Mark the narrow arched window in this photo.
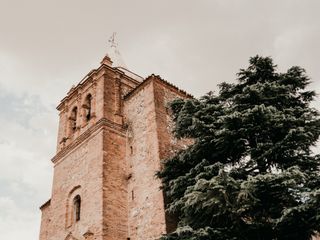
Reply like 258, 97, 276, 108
73, 195, 81, 222
84, 94, 92, 121
70, 107, 78, 133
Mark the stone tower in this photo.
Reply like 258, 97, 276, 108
39, 45, 191, 240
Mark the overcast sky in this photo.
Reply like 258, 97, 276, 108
0, 0, 320, 239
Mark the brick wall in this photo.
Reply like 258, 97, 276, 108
102, 128, 128, 239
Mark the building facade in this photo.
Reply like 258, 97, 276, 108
39, 49, 191, 240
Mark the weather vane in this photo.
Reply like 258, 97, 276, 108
108, 32, 118, 48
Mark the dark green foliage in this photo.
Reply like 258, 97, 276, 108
158, 56, 320, 240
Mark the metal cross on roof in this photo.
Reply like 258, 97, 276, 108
108, 32, 118, 48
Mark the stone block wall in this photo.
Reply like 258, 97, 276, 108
44, 129, 104, 240
124, 80, 167, 240
152, 79, 192, 233
123, 77, 191, 240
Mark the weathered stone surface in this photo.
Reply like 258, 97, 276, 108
39, 59, 191, 240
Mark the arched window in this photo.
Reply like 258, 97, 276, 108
73, 195, 81, 222
70, 107, 78, 133
84, 94, 92, 122
65, 185, 81, 228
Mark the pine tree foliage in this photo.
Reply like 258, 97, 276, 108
158, 56, 320, 240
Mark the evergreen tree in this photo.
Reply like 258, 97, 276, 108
158, 56, 320, 240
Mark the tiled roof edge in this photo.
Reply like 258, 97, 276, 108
124, 74, 193, 100
39, 199, 51, 210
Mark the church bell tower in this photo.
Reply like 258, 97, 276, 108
39, 37, 191, 240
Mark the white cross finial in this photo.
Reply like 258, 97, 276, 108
108, 32, 118, 48
103, 32, 127, 69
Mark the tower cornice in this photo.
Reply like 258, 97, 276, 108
51, 117, 126, 165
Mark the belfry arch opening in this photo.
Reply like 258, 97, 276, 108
73, 195, 81, 222
70, 107, 78, 133
84, 94, 92, 122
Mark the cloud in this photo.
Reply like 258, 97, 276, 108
0, 196, 40, 239
0, 88, 55, 239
